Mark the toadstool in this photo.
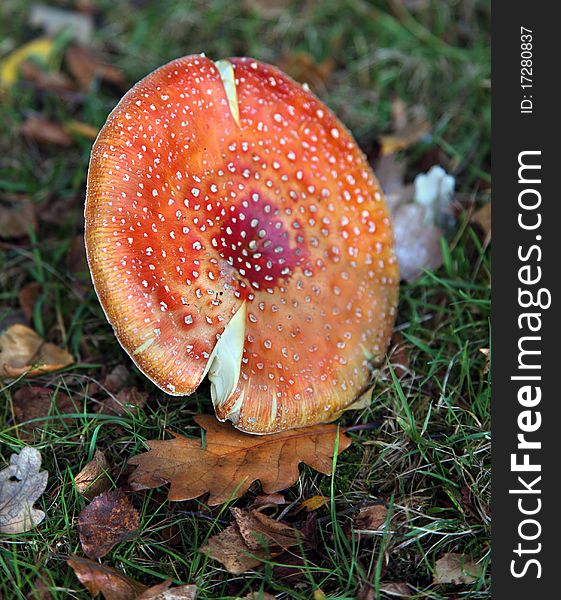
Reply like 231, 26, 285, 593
85, 55, 398, 434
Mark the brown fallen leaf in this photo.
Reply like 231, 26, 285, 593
471, 202, 491, 242
241, 593, 277, 600
75, 450, 111, 500
379, 119, 430, 157
379, 98, 430, 156
271, 551, 309, 582
295, 495, 328, 513
129, 415, 351, 506
135, 581, 197, 599
68, 556, 197, 600
66, 45, 125, 90
19, 60, 76, 94
78, 489, 140, 559
37, 195, 80, 225
12, 386, 75, 435
353, 504, 388, 531
200, 508, 301, 574
277, 51, 334, 93
21, 116, 73, 146
30, 573, 55, 600
65, 120, 100, 140
390, 97, 409, 131
0, 196, 37, 239
200, 522, 263, 574
0, 323, 74, 379
66, 234, 92, 296
67, 556, 147, 600
100, 365, 130, 395
433, 553, 482, 585
389, 332, 410, 378
66, 232, 87, 265
18, 282, 42, 322
379, 582, 412, 597
357, 584, 375, 600
101, 386, 147, 417
0, 446, 48, 533
252, 492, 286, 508
233, 508, 300, 551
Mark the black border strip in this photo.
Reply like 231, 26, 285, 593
492, 2, 556, 596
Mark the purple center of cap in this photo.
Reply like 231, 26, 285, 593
218, 191, 309, 292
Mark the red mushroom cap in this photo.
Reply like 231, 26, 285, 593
85, 55, 398, 434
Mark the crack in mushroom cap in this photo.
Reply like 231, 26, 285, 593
85, 55, 399, 434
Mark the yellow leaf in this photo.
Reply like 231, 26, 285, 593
379, 120, 431, 156
65, 120, 100, 140
0, 38, 55, 88
296, 495, 329, 513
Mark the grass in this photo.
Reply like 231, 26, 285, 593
0, 0, 490, 598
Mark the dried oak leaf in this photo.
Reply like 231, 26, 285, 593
471, 202, 491, 242
21, 116, 73, 146
252, 492, 286, 508
101, 365, 130, 395
200, 508, 301, 574
378, 582, 412, 597
65, 120, 100, 140
232, 507, 300, 551
353, 504, 388, 531
18, 282, 42, 322
135, 580, 197, 599
78, 489, 140, 559
0, 323, 74, 379
0, 196, 37, 239
200, 520, 262, 574
128, 415, 351, 506
276, 51, 334, 93
19, 59, 76, 94
101, 386, 147, 417
12, 386, 75, 437
433, 553, 482, 585
389, 333, 410, 378
30, 573, 55, 600
74, 450, 111, 500
67, 556, 147, 600
379, 119, 430, 157
66, 45, 125, 90
0, 446, 48, 533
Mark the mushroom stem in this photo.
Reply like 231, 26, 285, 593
206, 301, 247, 420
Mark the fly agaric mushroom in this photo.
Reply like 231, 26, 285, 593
85, 55, 398, 434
